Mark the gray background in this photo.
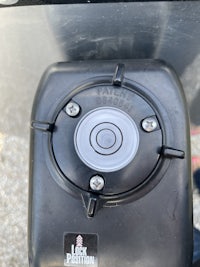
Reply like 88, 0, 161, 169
0, 3, 200, 266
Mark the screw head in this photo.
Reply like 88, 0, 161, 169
142, 117, 158, 132
66, 102, 80, 117
90, 175, 104, 191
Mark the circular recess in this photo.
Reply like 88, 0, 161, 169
74, 107, 139, 172
90, 122, 122, 155
52, 85, 162, 195
96, 129, 116, 149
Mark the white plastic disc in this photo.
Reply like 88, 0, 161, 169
74, 107, 139, 172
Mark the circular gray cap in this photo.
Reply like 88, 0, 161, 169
74, 107, 139, 172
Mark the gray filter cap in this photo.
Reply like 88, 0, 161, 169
74, 107, 139, 172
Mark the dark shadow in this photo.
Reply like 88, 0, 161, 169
194, 228, 200, 264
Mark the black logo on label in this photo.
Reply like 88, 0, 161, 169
64, 233, 98, 267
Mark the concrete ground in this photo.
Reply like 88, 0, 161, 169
0, 6, 63, 267
0, 5, 200, 267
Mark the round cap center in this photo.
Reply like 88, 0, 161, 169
90, 122, 122, 155
96, 129, 116, 149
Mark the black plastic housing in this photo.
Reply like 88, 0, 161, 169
29, 60, 193, 267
